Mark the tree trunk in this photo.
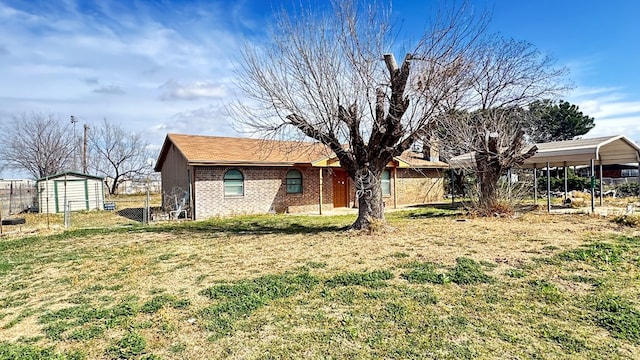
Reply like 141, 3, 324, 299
477, 166, 500, 210
350, 169, 385, 230
475, 152, 502, 212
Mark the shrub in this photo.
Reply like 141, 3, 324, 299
612, 215, 640, 228
615, 183, 640, 197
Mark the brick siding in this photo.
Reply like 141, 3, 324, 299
194, 166, 334, 219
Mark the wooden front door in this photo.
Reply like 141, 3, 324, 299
333, 170, 349, 208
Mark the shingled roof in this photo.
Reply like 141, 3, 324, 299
155, 133, 449, 171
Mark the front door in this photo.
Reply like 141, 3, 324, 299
333, 170, 349, 208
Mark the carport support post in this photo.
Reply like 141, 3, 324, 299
546, 162, 551, 213
450, 168, 455, 209
507, 168, 512, 200
599, 163, 603, 206
590, 159, 595, 213
533, 166, 537, 204
563, 163, 568, 201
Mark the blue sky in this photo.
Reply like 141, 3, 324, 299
1, 0, 639, 177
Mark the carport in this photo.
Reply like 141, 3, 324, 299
449, 135, 640, 212
522, 135, 640, 212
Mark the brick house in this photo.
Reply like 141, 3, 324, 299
154, 134, 448, 219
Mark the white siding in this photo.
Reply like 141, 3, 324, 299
37, 174, 105, 213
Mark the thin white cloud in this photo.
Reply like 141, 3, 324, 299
568, 87, 640, 142
92, 85, 125, 95
160, 80, 227, 101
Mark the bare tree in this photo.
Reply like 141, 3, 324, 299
88, 119, 153, 195
440, 38, 569, 213
0, 113, 75, 178
231, 0, 486, 229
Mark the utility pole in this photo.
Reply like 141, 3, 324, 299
70, 115, 78, 171
83, 124, 89, 174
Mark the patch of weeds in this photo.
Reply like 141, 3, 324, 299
169, 343, 186, 354
391, 252, 410, 259
8, 282, 27, 292
0, 260, 15, 276
539, 323, 585, 353
157, 253, 175, 261
448, 257, 494, 285
0, 293, 30, 309
141, 295, 191, 313
558, 242, 626, 266
593, 294, 640, 343
401, 262, 450, 284
106, 331, 147, 359
67, 325, 104, 341
612, 214, 640, 227
2, 309, 35, 330
200, 271, 320, 338
306, 261, 327, 269
39, 298, 140, 340
401, 258, 493, 285
479, 260, 498, 269
529, 279, 563, 304
383, 302, 408, 322
0, 342, 85, 360
411, 288, 438, 305
324, 269, 393, 288
565, 274, 603, 287
363, 290, 388, 300
505, 269, 527, 278
332, 288, 357, 305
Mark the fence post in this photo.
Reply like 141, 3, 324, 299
64, 201, 70, 228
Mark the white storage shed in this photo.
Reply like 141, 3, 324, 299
36, 172, 105, 214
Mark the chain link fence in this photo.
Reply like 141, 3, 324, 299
0, 181, 37, 217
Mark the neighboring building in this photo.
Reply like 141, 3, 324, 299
154, 134, 448, 220
36, 172, 105, 213
576, 164, 639, 179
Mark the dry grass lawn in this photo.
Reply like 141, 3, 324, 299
1, 207, 640, 359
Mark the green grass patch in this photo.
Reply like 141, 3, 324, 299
558, 241, 626, 266
324, 269, 393, 288
401, 258, 493, 285
593, 294, 640, 343
200, 271, 320, 338
0, 342, 85, 360
529, 279, 563, 304
141, 295, 190, 313
105, 331, 147, 359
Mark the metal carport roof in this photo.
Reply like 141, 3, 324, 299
449, 135, 640, 169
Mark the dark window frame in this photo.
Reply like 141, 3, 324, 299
286, 169, 303, 194
223, 169, 244, 197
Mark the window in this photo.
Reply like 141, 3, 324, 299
621, 169, 639, 177
381, 169, 391, 196
286, 169, 303, 194
224, 169, 244, 196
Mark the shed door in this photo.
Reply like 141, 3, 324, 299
332, 170, 349, 208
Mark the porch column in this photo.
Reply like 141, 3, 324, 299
393, 167, 398, 209
318, 168, 323, 215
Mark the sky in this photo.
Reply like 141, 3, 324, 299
1, 0, 639, 178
